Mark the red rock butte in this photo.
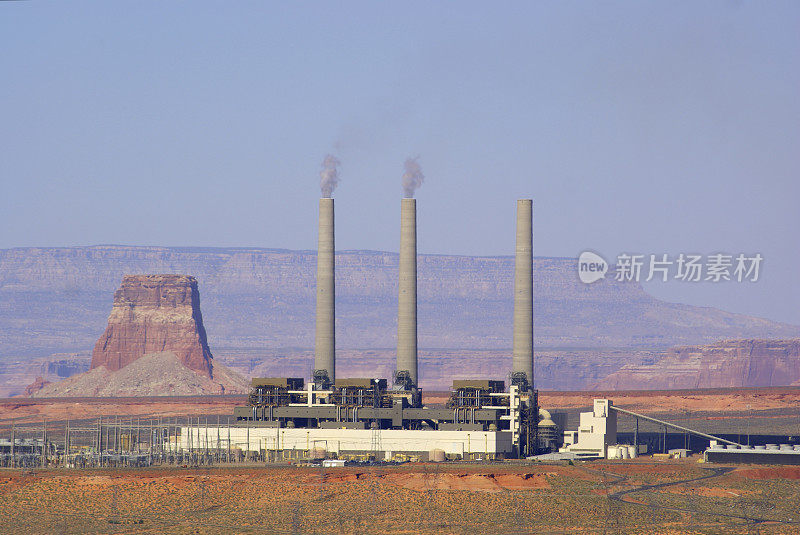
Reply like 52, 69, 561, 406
90, 274, 214, 377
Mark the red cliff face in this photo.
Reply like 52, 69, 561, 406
90, 275, 213, 377
596, 339, 800, 390
695, 339, 800, 388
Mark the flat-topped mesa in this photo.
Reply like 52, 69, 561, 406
90, 274, 214, 377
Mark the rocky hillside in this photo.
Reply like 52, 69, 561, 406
91, 274, 213, 375
28, 273, 247, 397
0, 353, 89, 397
1, 246, 797, 359
595, 339, 800, 390
32, 352, 247, 397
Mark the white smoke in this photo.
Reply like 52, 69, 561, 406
402, 157, 424, 198
319, 154, 341, 197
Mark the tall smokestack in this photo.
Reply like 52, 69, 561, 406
315, 198, 335, 383
397, 198, 418, 387
512, 199, 533, 389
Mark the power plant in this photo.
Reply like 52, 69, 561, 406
5, 191, 795, 467
216, 194, 542, 460
168, 192, 765, 464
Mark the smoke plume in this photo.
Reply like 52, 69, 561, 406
402, 157, 424, 198
319, 154, 341, 197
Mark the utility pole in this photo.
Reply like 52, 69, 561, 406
687, 409, 692, 451
41, 418, 47, 467
10, 419, 15, 469
64, 419, 70, 468
684, 410, 688, 450
747, 404, 751, 446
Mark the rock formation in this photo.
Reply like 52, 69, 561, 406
90, 274, 213, 376
24, 376, 50, 396
29, 274, 248, 397
32, 352, 247, 397
0, 353, 89, 398
595, 339, 800, 390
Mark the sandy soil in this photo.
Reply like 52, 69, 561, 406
319, 470, 552, 492
0, 461, 798, 534
734, 466, 800, 480
659, 485, 751, 498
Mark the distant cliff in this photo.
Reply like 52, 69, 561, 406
1, 245, 797, 358
595, 339, 800, 389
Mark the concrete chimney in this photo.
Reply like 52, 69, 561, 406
397, 198, 418, 387
314, 198, 335, 383
512, 199, 533, 388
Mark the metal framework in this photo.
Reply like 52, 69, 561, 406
611, 405, 743, 447
233, 378, 540, 456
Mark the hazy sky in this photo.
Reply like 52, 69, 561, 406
1, 2, 798, 325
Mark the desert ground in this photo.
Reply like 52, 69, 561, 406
1, 460, 800, 534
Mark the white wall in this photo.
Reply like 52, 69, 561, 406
178, 427, 514, 456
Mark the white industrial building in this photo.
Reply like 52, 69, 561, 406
560, 399, 618, 458
177, 426, 514, 460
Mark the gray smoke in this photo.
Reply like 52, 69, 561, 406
319, 154, 341, 197
402, 157, 424, 198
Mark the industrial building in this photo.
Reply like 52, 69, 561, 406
178, 426, 514, 461
180, 194, 797, 464
186, 196, 543, 460
704, 443, 800, 465
553, 398, 800, 463
560, 399, 618, 458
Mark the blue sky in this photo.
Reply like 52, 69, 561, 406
1, 2, 798, 324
